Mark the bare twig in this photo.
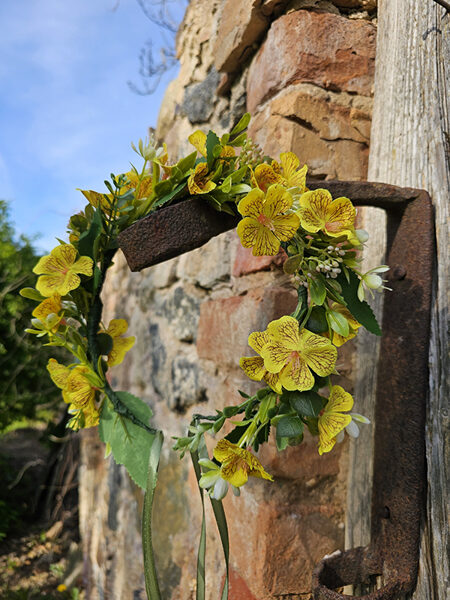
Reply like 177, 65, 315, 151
432, 0, 450, 13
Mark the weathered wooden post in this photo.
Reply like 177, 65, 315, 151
347, 1, 449, 598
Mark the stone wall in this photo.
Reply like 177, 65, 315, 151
79, 1, 377, 598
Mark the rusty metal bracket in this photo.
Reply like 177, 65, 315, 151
118, 181, 434, 599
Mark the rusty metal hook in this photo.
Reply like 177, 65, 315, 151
118, 181, 434, 600
310, 186, 434, 599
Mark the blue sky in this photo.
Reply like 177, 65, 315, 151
0, 0, 183, 252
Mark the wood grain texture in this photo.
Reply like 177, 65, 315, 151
346, 1, 449, 598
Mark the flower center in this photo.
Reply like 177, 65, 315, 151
258, 213, 274, 230
325, 221, 343, 233
289, 351, 300, 369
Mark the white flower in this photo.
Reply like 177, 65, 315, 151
357, 265, 390, 301
198, 458, 240, 500
336, 412, 371, 443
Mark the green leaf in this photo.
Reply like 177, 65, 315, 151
77, 207, 102, 260
206, 131, 220, 168
309, 276, 327, 306
283, 254, 303, 275
283, 390, 324, 417
98, 392, 155, 489
151, 181, 187, 210
19, 287, 45, 301
337, 270, 382, 335
276, 415, 304, 439
230, 113, 251, 136
228, 132, 247, 147
153, 179, 173, 197
176, 151, 197, 174
327, 309, 349, 337
306, 306, 328, 333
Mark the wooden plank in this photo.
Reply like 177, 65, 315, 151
347, 1, 449, 598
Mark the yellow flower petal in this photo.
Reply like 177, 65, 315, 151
236, 219, 280, 256
272, 213, 300, 241
213, 439, 235, 463
288, 164, 307, 191
266, 316, 301, 351
280, 152, 299, 178
260, 341, 292, 374
298, 330, 337, 376
47, 359, 70, 389
263, 184, 293, 219
106, 318, 129, 338
297, 189, 331, 232
239, 356, 266, 381
33, 244, 76, 275
36, 272, 79, 297
72, 256, 94, 277
248, 330, 270, 353
108, 336, 135, 367
237, 189, 265, 219
254, 164, 284, 191
324, 385, 354, 414
188, 130, 207, 157
188, 163, 216, 194
279, 359, 315, 391
32, 295, 62, 320
318, 435, 337, 455
65, 367, 96, 409
325, 197, 356, 234
263, 371, 283, 394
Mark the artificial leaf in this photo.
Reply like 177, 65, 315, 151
78, 207, 102, 260
19, 287, 45, 301
276, 415, 304, 439
99, 392, 155, 489
151, 182, 187, 210
176, 151, 197, 174
206, 131, 220, 169
309, 276, 327, 306
306, 306, 328, 333
337, 270, 382, 335
230, 113, 251, 136
327, 309, 349, 337
283, 390, 324, 417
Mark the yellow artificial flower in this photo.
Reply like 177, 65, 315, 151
122, 170, 153, 200
329, 302, 361, 347
103, 319, 135, 367
187, 162, 216, 194
236, 184, 300, 256
79, 189, 111, 210
213, 439, 273, 487
297, 188, 356, 240
32, 294, 62, 320
318, 385, 353, 455
31, 294, 63, 333
188, 130, 207, 157
254, 152, 307, 192
259, 316, 337, 391
33, 244, 93, 297
47, 359, 101, 428
239, 330, 283, 393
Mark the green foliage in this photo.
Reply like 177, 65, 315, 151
98, 392, 156, 489
337, 269, 382, 335
0, 201, 63, 432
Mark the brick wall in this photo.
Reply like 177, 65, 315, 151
79, 1, 377, 598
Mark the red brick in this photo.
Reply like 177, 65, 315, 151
197, 287, 297, 366
227, 568, 258, 600
233, 243, 287, 277
247, 10, 376, 112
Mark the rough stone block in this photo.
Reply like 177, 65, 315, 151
247, 9, 376, 112
197, 287, 297, 366
182, 67, 221, 124
248, 99, 369, 180
213, 0, 269, 74
233, 243, 286, 277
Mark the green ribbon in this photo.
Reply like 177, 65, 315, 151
142, 431, 164, 600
